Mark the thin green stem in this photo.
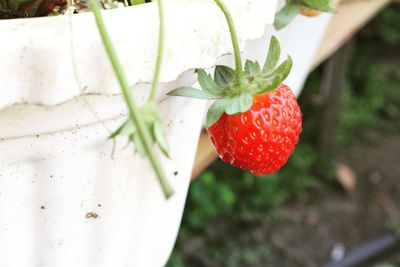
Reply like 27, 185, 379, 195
148, 0, 165, 102
214, 0, 244, 83
89, 0, 173, 198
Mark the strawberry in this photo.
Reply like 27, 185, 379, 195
169, 36, 301, 175
207, 84, 301, 176
274, 0, 334, 30
300, 6, 321, 17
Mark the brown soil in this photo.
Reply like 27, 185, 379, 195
0, 0, 127, 19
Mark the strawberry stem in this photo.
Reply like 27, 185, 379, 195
214, 0, 244, 83
89, 0, 173, 198
148, 0, 165, 102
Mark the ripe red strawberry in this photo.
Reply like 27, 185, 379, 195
169, 35, 300, 176
207, 84, 301, 176
168, 2, 306, 177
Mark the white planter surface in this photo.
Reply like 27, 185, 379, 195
0, 0, 277, 266
0, 0, 276, 109
0, 91, 206, 267
274, 13, 333, 95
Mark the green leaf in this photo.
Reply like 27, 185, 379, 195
110, 119, 135, 138
206, 99, 229, 128
153, 121, 170, 157
130, 0, 145, 5
214, 65, 234, 87
274, 3, 301, 30
197, 69, 223, 95
132, 133, 146, 157
224, 94, 253, 115
167, 87, 220, 100
302, 0, 334, 12
263, 36, 281, 74
244, 60, 261, 76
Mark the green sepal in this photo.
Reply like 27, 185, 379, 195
262, 36, 281, 74
302, 0, 334, 12
255, 55, 293, 94
110, 119, 146, 157
244, 60, 261, 76
224, 93, 253, 115
214, 65, 234, 88
205, 99, 229, 128
167, 87, 220, 100
275, 55, 293, 83
197, 69, 223, 96
152, 121, 170, 158
109, 119, 135, 138
205, 93, 253, 128
110, 102, 170, 158
274, 3, 301, 30
132, 133, 146, 157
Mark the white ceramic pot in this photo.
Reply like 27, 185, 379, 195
0, 0, 277, 266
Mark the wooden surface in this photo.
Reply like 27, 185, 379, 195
191, 0, 391, 178
191, 130, 217, 178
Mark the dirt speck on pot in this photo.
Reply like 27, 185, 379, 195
85, 212, 99, 219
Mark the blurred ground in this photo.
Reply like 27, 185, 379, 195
168, 4, 400, 267
171, 121, 400, 267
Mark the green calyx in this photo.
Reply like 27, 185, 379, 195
110, 101, 170, 158
167, 36, 292, 128
274, 0, 334, 30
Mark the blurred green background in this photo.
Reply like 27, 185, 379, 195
168, 4, 400, 267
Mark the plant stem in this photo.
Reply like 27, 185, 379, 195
148, 0, 165, 102
214, 0, 244, 83
89, 0, 173, 198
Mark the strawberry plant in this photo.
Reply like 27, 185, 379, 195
274, 0, 334, 30
89, 0, 173, 198
169, 0, 302, 176
87, 0, 306, 196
